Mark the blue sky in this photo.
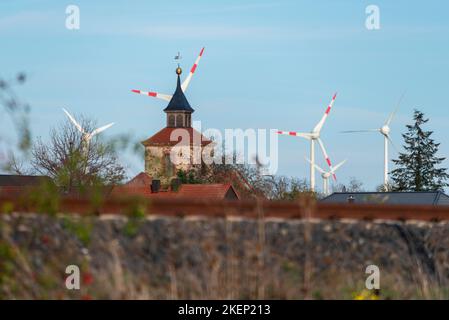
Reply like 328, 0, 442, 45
1, 0, 449, 190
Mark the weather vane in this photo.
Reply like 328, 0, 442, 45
174, 51, 182, 65
174, 51, 183, 75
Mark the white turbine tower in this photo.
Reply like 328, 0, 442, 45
62, 108, 114, 152
131, 47, 205, 101
341, 94, 404, 190
277, 93, 338, 191
305, 158, 347, 195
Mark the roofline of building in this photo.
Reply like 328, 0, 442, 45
328, 191, 446, 194
0, 174, 50, 179
141, 127, 212, 147
321, 190, 448, 202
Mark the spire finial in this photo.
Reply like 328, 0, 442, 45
175, 51, 182, 75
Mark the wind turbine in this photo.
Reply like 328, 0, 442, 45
305, 158, 347, 195
341, 94, 404, 190
131, 47, 205, 101
62, 108, 114, 152
277, 93, 338, 191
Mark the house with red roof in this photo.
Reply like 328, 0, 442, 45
0, 174, 53, 197
111, 172, 239, 200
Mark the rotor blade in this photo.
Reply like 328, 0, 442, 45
340, 129, 380, 133
332, 159, 347, 172
62, 108, 84, 134
181, 47, 205, 92
317, 138, 337, 181
277, 130, 312, 140
312, 92, 337, 133
131, 89, 172, 102
385, 91, 406, 126
304, 157, 326, 174
91, 123, 115, 136
386, 135, 399, 153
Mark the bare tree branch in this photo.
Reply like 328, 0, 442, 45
31, 116, 125, 192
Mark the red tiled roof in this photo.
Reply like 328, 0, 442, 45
0, 186, 30, 197
110, 186, 169, 198
0, 175, 52, 187
177, 184, 238, 200
110, 183, 239, 200
0, 175, 54, 198
142, 127, 212, 146
125, 172, 152, 187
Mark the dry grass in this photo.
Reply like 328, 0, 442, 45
0, 209, 448, 300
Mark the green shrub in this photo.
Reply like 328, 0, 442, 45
62, 217, 93, 247
122, 197, 147, 238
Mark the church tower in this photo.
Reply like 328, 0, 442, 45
164, 67, 194, 128
141, 66, 211, 185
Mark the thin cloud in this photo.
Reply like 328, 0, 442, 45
93, 24, 275, 39
156, 2, 282, 17
0, 11, 52, 31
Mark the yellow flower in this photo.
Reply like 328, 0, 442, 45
353, 289, 379, 300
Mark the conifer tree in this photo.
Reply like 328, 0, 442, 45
391, 110, 449, 191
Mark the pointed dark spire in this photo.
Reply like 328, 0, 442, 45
163, 68, 194, 113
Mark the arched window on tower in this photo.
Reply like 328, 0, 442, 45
168, 114, 175, 127
176, 114, 183, 127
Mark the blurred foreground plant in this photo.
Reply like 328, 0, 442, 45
0, 73, 31, 172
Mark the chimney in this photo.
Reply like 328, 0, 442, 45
347, 194, 355, 203
170, 178, 181, 192
151, 179, 161, 193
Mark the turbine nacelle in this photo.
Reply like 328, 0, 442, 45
380, 125, 390, 136
321, 172, 332, 179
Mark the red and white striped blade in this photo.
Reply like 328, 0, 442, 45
277, 130, 311, 139
317, 138, 336, 180
181, 47, 205, 92
131, 89, 172, 102
313, 92, 337, 134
